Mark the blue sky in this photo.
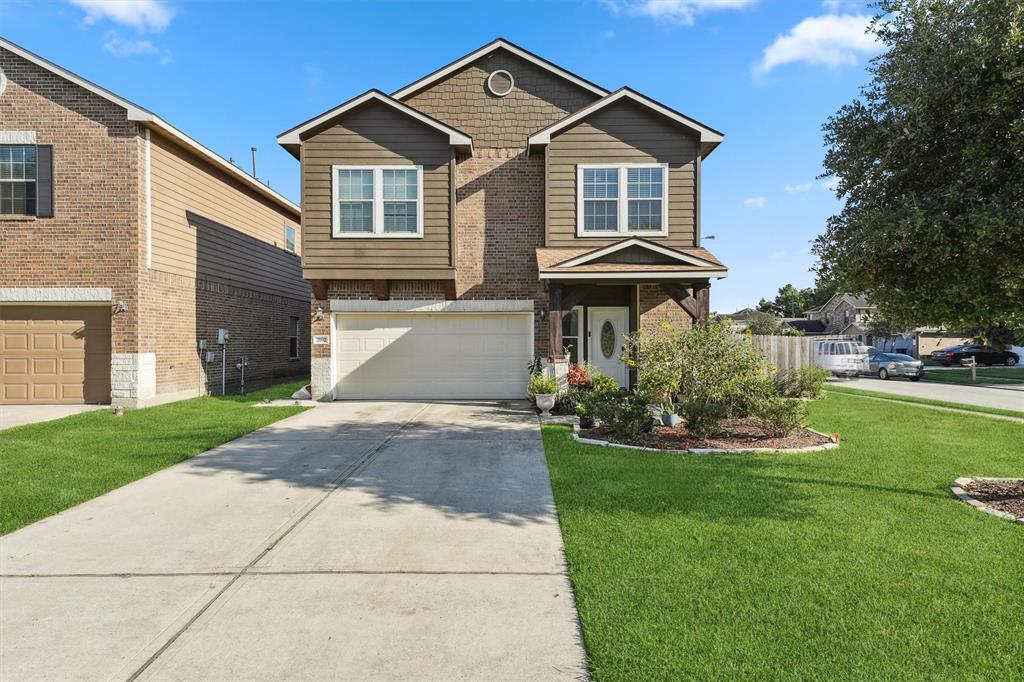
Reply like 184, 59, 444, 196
1, 0, 881, 313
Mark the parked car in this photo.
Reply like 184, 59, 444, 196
929, 344, 1019, 367
815, 340, 868, 377
866, 352, 924, 381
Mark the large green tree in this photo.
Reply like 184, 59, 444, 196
814, 0, 1024, 337
757, 281, 838, 316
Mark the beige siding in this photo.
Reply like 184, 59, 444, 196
404, 48, 599, 148
300, 102, 452, 273
546, 100, 699, 249
148, 131, 304, 301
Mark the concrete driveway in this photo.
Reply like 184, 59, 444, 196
1, 401, 587, 681
0, 404, 106, 431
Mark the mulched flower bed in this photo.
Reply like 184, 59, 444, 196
580, 418, 832, 451
962, 479, 1024, 519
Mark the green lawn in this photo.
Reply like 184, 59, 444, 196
923, 367, 1024, 385
0, 380, 308, 535
543, 393, 1024, 680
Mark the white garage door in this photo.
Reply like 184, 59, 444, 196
333, 313, 532, 399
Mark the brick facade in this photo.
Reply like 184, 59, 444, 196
638, 284, 694, 332
1, 46, 308, 406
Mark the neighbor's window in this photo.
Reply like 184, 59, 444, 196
284, 225, 297, 253
578, 164, 666, 235
289, 316, 299, 359
0, 146, 36, 216
333, 165, 422, 237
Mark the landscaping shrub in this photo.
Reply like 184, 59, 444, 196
567, 363, 590, 387
589, 389, 653, 438
681, 322, 773, 417
772, 365, 830, 400
757, 396, 808, 437
528, 374, 558, 396
623, 322, 682, 403
681, 400, 727, 439
590, 374, 619, 393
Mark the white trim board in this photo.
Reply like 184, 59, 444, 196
557, 237, 718, 269
277, 90, 472, 151
529, 87, 723, 151
539, 271, 727, 280
328, 299, 534, 313
0, 37, 299, 215
391, 38, 608, 100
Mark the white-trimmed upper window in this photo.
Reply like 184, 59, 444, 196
577, 164, 667, 236
332, 165, 423, 238
284, 224, 297, 253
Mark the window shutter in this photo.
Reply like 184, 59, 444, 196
36, 144, 54, 217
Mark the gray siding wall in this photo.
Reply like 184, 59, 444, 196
546, 100, 698, 249
300, 102, 452, 274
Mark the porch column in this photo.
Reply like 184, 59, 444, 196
548, 283, 563, 361
694, 283, 710, 327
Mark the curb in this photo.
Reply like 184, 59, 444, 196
569, 424, 839, 454
951, 477, 1024, 524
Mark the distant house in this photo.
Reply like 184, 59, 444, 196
717, 308, 761, 331
801, 293, 917, 354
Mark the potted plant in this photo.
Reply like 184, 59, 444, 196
660, 397, 680, 427
528, 374, 559, 417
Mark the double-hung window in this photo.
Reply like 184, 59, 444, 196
284, 225, 297, 253
0, 145, 37, 216
333, 165, 423, 237
577, 164, 668, 236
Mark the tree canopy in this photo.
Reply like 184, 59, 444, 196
757, 282, 838, 317
813, 0, 1024, 337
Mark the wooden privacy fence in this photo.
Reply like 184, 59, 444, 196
736, 334, 820, 373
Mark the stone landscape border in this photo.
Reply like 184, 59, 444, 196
951, 477, 1024, 524
568, 424, 839, 454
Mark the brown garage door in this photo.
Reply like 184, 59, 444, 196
0, 305, 112, 405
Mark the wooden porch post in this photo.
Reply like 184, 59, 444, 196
548, 283, 563, 361
694, 283, 710, 327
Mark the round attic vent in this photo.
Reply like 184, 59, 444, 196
486, 69, 514, 97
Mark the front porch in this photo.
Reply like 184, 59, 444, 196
538, 237, 726, 388
545, 282, 710, 388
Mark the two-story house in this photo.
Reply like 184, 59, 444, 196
278, 39, 727, 400
1, 39, 309, 407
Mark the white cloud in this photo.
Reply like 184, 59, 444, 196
603, 0, 756, 27
784, 181, 813, 193
820, 176, 841, 192
603, 29, 617, 38
755, 13, 881, 75
68, 0, 174, 32
103, 33, 158, 57
743, 196, 767, 208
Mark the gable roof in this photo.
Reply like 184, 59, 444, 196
390, 38, 609, 101
0, 37, 298, 216
554, 237, 722, 269
528, 87, 724, 157
536, 239, 727, 280
819, 292, 874, 312
276, 90, 473, 158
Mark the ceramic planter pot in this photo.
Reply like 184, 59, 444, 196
535, 393, 556, 417
661, 411, 680, 427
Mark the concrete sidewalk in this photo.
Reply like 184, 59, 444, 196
841, 377, 1024, 412
1, 401, 587, 681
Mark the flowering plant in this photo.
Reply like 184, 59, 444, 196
567, 363, 590, 387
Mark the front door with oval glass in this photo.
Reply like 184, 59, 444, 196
587, 306, 629, 388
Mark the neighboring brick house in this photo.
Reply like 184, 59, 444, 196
0, 39, 308, 407
802, 294, 873, 340
277, 39, 727, 400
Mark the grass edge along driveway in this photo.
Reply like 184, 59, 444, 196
0, 381, 309, 535
542, 392, 1023, 680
